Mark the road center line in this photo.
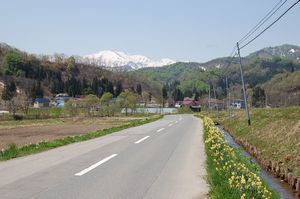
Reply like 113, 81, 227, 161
75, 154, 117, 176
135, 136, 150, 144
168, 123, 173, 127
157, 128, 165, 132
174, 121, 179, 124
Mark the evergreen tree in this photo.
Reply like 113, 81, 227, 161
89, 77, 105, 96
172, 88, 184, 101
30, 81, 44, 99
162, 85, 168, 108
162, 85, 168, 100
194, 91, 200, 101
136, 83, 142, 96
50, 78, 64, 94
106, 82, 114, 95
183, 90, 193, 98
1, 80, 17, 101
91, 77, 99, 95
252, 86, 266, 107
101, 78, 108, 93
82, 77, 89, 90
65, 76, 82, 97
114, 81, 123, 97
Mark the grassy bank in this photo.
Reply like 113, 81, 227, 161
205, 108, 300, 178
201, 116, 280, 199
0, 115, 162, 161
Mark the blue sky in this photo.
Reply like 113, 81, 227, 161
1, 0, 300, 62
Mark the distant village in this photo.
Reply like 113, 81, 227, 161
31, 93, 245, 112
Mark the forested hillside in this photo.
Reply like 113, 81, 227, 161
131, 44, 300, 107
0, 43, 161, 101
248, 44, 300, 60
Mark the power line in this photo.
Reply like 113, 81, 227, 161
224, 0, 299, 125
223, 45, 238, 70
238, 0, 288, 45
240, 0, 300, 50
226, 52, 237, 67
222, 52, 238, 77
229, 45, 237, 57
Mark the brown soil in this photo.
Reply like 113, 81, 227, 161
0, 117, 128, 149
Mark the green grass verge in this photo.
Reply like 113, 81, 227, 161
0, 115, 163, 161
198, 115, 281, 199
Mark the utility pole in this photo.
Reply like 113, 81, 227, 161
237, 42, 251, 126
226, 76, 229, 112
265, 91, 268, 107
228, 86, 231, 116
208, 85, 211, 112
265, 92, 269, 108
160, 86, 163, 115
213, 85, 217, 111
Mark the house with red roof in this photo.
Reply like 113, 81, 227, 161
181, 97, 201, 112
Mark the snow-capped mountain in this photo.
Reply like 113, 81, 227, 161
83, 51, 175, 70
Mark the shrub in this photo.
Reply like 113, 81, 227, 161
13, 114, 23, 120
1, 143, 19, 159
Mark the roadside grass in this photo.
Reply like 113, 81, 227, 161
206, 107, 300, 178
0, 115, 163, 161
200, 116, 280, 199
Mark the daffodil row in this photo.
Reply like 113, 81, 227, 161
204, 117, 273, 199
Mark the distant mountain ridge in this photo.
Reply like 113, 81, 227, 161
2, 42, 299, 71
176, 44, 300, 71
247, 44, 300, 61
82, 50, 175, 70
1, 42, 300, 107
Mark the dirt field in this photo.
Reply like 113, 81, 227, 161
0, 117, 138, 149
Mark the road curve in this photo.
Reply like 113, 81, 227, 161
0, 114, 208, 199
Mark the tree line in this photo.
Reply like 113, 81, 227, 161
0, 50, 150, 99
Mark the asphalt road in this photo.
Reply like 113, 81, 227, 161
0, 114, 208, 199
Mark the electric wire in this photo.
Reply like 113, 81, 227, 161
238, 0, 288, 45
240, 0, 300, 50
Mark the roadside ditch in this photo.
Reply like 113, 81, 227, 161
217, 125, 300, 199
